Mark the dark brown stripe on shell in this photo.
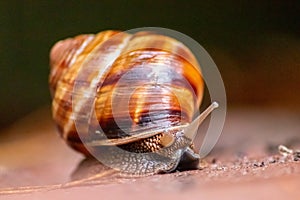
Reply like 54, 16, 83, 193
50, 30, 204, 156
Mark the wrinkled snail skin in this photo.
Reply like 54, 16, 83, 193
49, 30, 211, 175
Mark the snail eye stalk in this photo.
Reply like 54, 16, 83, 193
183, 102, 219, 141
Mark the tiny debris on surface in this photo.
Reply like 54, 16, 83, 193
278, 144, 300, 161
278, 145, 294, 156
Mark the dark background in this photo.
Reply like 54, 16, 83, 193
0, 0, 300, 128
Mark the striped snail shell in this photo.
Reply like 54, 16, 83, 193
49, 30, 218, 175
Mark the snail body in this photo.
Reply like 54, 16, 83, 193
49, 30, 217, 175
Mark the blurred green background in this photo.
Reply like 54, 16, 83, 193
0, 0, 299, 128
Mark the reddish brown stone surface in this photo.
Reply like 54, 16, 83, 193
0, 107, 299, 199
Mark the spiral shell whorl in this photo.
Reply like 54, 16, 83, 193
49, 30, 204, 155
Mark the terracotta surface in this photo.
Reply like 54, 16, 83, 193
0, 106, 299, 199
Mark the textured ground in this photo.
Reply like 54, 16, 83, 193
0, 106, 299, 199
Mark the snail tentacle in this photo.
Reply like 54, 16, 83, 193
183, 102, 219, 141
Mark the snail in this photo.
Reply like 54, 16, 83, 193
49, 30, 218, 175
